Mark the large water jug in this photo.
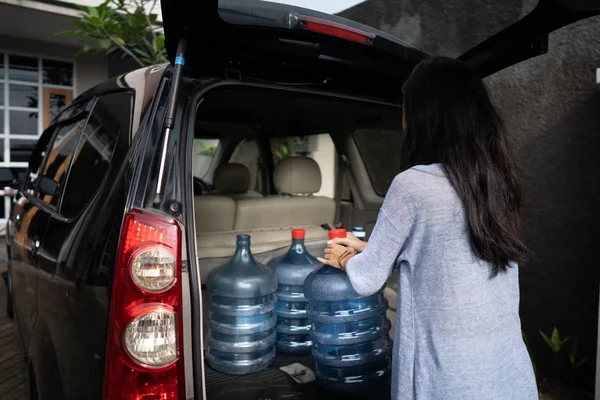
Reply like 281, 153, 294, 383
206, 234, 278, 375
269, 228, 322, 355
304, 228, 392, 394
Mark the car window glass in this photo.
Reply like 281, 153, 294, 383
60, 91, 132, 218
353, 129, 405, 197
38, 115, 88, 206
24, 125, 56, 195
193, 138, 220, 182
229, 138, 262, 192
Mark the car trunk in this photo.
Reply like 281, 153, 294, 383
162, 1, 600, 398
189, 83, 402, 399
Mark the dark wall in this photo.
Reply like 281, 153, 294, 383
341, 0, 600, 385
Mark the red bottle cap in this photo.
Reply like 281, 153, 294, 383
292, 229, 305, 239
328, 228, 347, 240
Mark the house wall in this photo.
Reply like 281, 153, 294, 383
0, 35, 108, 96
341, 0, 600, 386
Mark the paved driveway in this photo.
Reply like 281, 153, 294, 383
0, 244, 28, 400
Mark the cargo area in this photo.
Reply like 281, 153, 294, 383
191, 85, 402, 399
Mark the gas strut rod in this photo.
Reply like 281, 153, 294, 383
154, 38, 187, 205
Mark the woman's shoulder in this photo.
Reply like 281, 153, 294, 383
391, 163, 447, 192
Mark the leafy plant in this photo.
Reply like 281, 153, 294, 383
197, 140, 217, 157
57, 0, 167, 67
540, 327, 570, 354
540, 327, 570, 386
568, 339, 587, 371
272, 137, 293, 163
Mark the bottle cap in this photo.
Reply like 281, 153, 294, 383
291, 229, 305, 239
328, 228, 346, 240
352, 227, 366, 233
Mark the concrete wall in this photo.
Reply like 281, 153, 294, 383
0, 35, 108, 96
341, 0, 600, 386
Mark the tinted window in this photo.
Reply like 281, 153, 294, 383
60, 91, 132, 218
353, 129, 405, 197
24, 126, 56, 195
38, 115, 87, 206
229, 138, 262, 192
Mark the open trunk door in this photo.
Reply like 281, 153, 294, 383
160, 0, 429, 103
459, 0, 600, 77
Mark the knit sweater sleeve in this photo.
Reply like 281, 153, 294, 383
345, 178, 415, 297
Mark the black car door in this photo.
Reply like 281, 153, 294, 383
34, 90, 133, 400
8, 124, 58, 350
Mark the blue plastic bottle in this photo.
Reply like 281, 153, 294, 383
206, 234, 278, 375
269, 228, 322, 355
352, 226, 366, 241
304, 228, 392, 393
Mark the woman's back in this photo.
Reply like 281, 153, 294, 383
385, 163, 537, 399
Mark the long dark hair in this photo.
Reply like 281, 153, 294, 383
402, 57, 528, 276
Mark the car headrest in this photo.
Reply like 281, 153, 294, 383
274, 157, 322, 195
213, 163, 251, 194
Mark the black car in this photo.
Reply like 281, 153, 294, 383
1, 0, 598, 399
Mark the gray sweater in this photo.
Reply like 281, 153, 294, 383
346, 163, 537, 400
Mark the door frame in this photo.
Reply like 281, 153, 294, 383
42, 88, 73, 130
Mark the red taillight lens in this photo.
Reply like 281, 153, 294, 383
299, 15, 375, 45
103, 209, 184, 400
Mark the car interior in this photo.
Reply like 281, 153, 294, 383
192, 85, 403, 398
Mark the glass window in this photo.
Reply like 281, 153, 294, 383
39, 116, 87, 206
229, 138, 262, 192
352, 128, 404, 197
193, 138, 220, 181
10, 139, 37, 163
43, 60, 74, 86
9, 84, 38, 108
9, 110, 38, 135
0, 84, 4, 106
24, 125, 56, 195
60, 91, 132, 218
0, 52, 4, 78
9, 55, 38, 83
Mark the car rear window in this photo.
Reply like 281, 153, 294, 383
352, 128, 404, 197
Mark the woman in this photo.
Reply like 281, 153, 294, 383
318, 57, 538, 400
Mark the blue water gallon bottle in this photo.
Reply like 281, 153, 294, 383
269, 228, 322, 355
352, 226, 366, 241
206, 234, 277, 375
304, 228, 392, 393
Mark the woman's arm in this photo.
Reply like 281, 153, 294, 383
344, 207, 412, 296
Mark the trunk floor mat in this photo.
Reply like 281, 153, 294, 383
204, 353, 391, 400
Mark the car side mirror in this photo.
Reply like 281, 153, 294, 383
0, 168, 18, 188
38, 176, 59, 196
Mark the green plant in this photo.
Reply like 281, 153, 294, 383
57, 0, 167, 67
540, 327, 570, 385
568, 339, 587, 371
272, 137, 293, 163
197, 140, 217, 157
540, 327, 570, 354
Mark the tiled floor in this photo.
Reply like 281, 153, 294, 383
0, 247, 28, 400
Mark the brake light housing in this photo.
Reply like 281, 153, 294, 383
298, 15, 375, 45
103, 208, 185, 400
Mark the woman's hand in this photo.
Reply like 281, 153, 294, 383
317, 244, 357, 271
328, 232, 367, 253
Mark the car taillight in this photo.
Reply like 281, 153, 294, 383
298, 15, 375, 45
103, 209, 184, 400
